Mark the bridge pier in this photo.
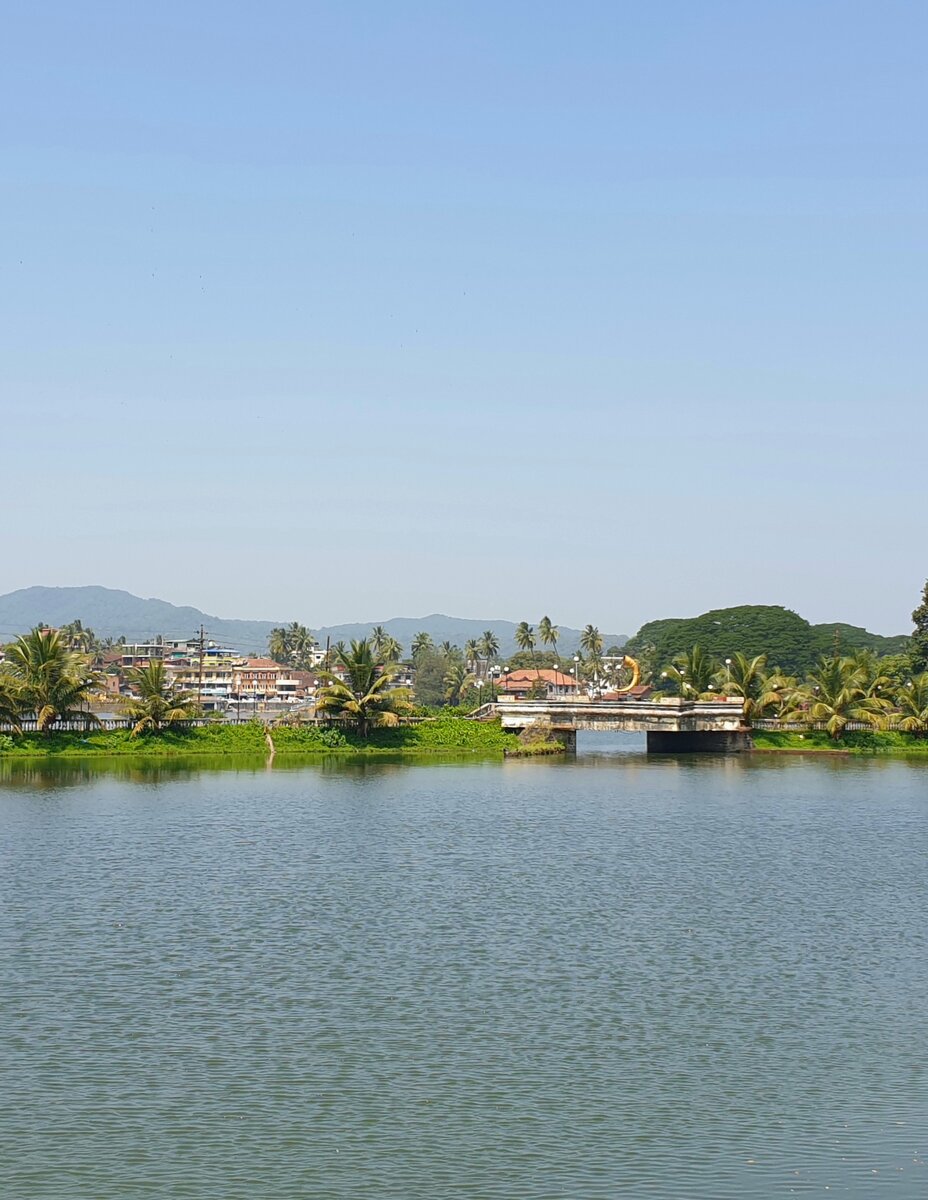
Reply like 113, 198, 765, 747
646, 730, 753, 754
551, 728, 577, 752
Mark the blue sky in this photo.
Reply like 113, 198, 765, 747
1, 1, 925, 635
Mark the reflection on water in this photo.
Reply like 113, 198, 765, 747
1, 753, 926, 1198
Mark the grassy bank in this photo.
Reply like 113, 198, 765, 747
753, 729, 928, 755
0, 716, 520, 759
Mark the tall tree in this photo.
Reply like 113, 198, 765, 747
370, 626, 388, 659
380, 635, 403, 664
895, 672, 928, 735
910, 580, 928, 674
411, 632, 434, 662
784, 656, 891, 740
268, 627, 289, 663
443, 661, 476, 706
661, 645, 720, 698
0, 672, 24, 732
315, 640, 412, 736
478, 631, 499, 679
515, 622, 539, 677
721, 652, 790, 721
538, 616, 559, 663
580, 624, 603, 658
5, 628, 100, 733
122, 660, 197, 736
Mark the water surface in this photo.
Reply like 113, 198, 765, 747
2, 745, 926, 1197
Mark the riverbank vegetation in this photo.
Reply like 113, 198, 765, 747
0, 715, 520, 758
752, 729, 928, 754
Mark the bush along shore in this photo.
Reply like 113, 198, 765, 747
0, 716, 522, 759
752, 729, 928, 755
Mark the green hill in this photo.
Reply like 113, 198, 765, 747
624, 605, 909, 676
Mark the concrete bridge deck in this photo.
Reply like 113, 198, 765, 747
477, 698, 750, 752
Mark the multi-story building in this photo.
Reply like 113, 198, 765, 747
232, 658, 284, 700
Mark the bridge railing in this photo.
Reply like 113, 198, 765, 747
750, 719, 905, 732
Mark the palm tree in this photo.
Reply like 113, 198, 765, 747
893, 672, 928, 735
580, 624, 603, 659
60, 619, 98, 654
464, 639, 479, 672
5, 627, 100, 733
538, 616, 559, 663
444, 661, 475, 706
268, 627, 289, 663
661, 645, 720, 698
478, 631, 499, 679
122, 660, 197, 736
370, 625, 388, 659
721, 652, 790, 722
784, 656, 890, 740
411, 632, 434, 662
0, 671, 24, 733
380, 635, 403, 664
315, 639, 412, 736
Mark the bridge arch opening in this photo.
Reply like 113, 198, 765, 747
575, 729, 647, 757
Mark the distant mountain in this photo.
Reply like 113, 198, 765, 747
0, 587, 627, 659
0, 586, 279, 653
624, 605, 909, 676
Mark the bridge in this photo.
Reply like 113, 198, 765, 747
474, 698, 751, 753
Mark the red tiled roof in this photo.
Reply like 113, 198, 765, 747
497, 669, 578, 688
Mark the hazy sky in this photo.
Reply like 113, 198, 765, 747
2, 2, 924, 636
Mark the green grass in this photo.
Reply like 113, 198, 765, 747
752, 729, 928, 754
0, 717, 520, 759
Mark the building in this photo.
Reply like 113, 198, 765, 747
232, 658, 284, 700
495, 669, 580, 701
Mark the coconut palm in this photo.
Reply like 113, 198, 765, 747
661, 645, 720, 698
370, 625, 388, 658
580, 625, 603, 659
380, 635, 403, 664
411, 632, 434, 662
478, 631, 499, 678
60, 619, 98, 654
847, 649, 893, 701
464, 639, 479, 672
893, 672, 928, 734
122, 660, 197, 736
444, 661, 476, 706
721, 652, 791, 721
515, 622, 539, 677
538, 616, 559, 663
5, 627, 100, 732
268, 627, 289, 662
0, 671, 24, 732
784, 656, 891, 740
315, 639, 412, 736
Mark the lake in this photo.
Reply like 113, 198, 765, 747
2, 735, 926, 1198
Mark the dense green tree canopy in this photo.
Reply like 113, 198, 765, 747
625, 605, 908, 677
910, 580, 928, 674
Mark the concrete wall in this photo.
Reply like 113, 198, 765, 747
646, 730, 754, 754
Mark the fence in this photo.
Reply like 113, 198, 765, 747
750, 719, 904, 732
0, 717, 210, 735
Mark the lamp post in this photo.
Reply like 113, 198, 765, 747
725, 658, 732, 689
573, 654, 581, 698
